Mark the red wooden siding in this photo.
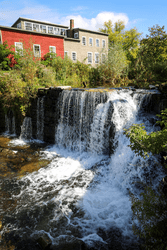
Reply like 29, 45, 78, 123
1, 29, 64, 58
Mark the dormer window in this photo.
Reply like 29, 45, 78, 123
25, 22, 32, 31
74, 32, 79, 39
40, 25, 47, 33
33, 24, 39, 32
48, 26, 53, 34
54, 27, 59, 35
17, 23, 21, 29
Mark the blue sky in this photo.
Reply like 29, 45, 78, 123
0, 0, 166, 38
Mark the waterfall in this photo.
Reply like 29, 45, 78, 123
20, 117, 32, 140
36, 96, 45, 141
2, 89, 165, 250
5, 112, 16, 135
55, 90, 108, 152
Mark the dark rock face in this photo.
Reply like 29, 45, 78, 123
1, 88, 167, 149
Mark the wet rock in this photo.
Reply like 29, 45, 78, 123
51, 238, 85, 250
37, 233, 52, 250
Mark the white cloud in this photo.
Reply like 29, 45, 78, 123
0, 0, 129, 32
60, 12, 129, 31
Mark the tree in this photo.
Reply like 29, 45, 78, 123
99, 20, 141, 63
97, 43, 128, 85
130, 25, 167, 82
140, 25, 167, 64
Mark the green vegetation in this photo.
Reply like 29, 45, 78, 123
125, 109, 167, 249
0, 20, 167, 249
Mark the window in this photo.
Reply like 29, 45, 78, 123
54, 27, 59, 35
49, 46, 56, 53
89, 38, 93, 46
33, 44, 41, 57
74, 32, 79, 39
96, 38, 100, 47
82, 36, 86, 46
88, 52, 92, 64
95, 53, 99, 64
102, 53, 106, 63
64, 51, 68, 57
17, 23, 21, 29
60, 29, 65, 35
48, 26, 54, 34
102, 39, 106, 48
25, 22, 32, 31
33, 24, 39, 32
40, 25, 47, 33
72, 52, 77, 61
15, 42, 23, 56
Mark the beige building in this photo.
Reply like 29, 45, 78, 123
64, 20, 109, 67
1, 17, 108, 67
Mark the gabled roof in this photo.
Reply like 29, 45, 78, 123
12, 17, 68, 29
73, 28, 109, 36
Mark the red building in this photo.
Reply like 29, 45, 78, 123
0, 17, 68, 58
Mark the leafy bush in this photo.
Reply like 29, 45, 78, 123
125, 109, 167, 249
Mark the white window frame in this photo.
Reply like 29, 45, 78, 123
89, 37, 93, 46
96, 38, 100, 47
48, 26, 54, 34
64, 51, 68, 57
24, 22, 32, 31
49, 46, 56, 54
17, 23, 21, 29
102, 39, 106, 48
15, 42, 23, 56
82, 36, 86, 46
54, 27, 60, 35
95, 52, 99, 64
33, 24, 40, 32
40, 25, 47, 33
74, 32, 79, 39
72, 52, 77, 61
33, 44, 41, 57
102, 53, 106, 63
88, 52, 93, 64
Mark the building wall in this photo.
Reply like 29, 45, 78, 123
64, 30, 108, 67
1, 29, 64, 58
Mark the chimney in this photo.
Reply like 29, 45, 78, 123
70, 19, 74, 38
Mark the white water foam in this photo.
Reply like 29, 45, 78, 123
3, 89, 165, 249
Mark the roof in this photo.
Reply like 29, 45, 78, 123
73, 28, 109, 36
0, 25, 65, 38
12, 17, 68, 29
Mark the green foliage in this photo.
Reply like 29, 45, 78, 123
124, 109, 167, 159
130, 185, 167, 250
125, 109, 167, 249
129, 25, 167, 83
96, 44, 128, 86
0, 41, 15, 70
99, 20, 141, 63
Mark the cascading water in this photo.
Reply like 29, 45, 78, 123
36, 96, 45, 141
19, 117, 32, 140
1, 89, 165, 250
5, 113, 16, 135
